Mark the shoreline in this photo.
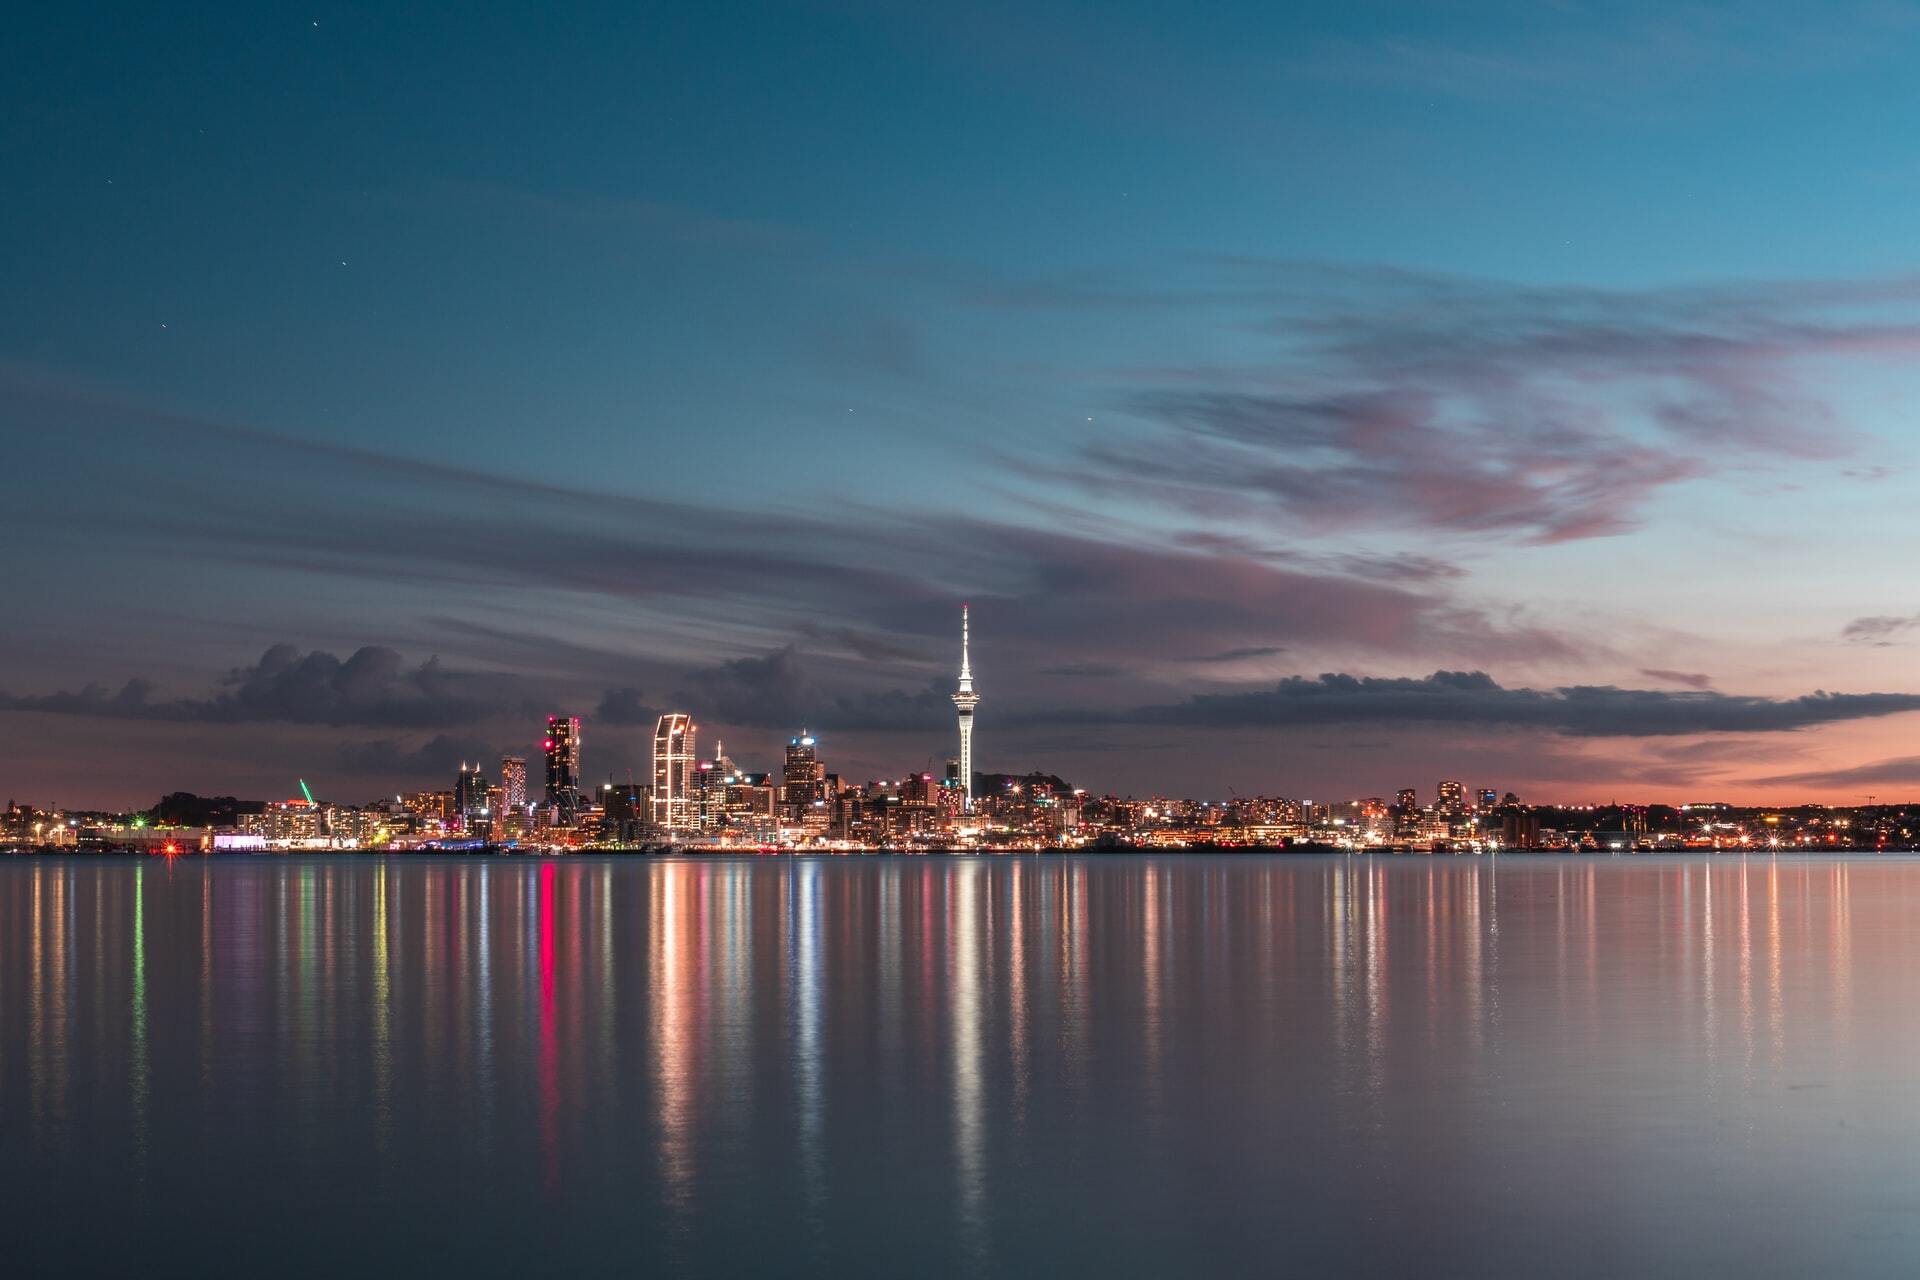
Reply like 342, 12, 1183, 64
1, 844, 1910, 858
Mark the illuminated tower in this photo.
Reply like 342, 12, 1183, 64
951, 603, 980, 812
500, 756, 528, 811
544, 716, 581, 824
651, 713, 697, 833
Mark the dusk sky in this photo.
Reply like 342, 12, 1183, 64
11, 1, 1920, 807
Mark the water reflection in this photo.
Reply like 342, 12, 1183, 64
949, 863, 986, 1258
129, 862, 147, 1183
1, 854, 1917, 1277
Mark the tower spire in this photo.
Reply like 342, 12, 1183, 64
959, 602, 973, 688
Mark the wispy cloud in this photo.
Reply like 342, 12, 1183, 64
1193, 646, 1287, 664
1057, 265, 1920, 544
1038, 669, 1920, 737
1751, 755, 1920, 789
1639, 668, 1715, 690
1, 369, 1581, 691
1842, 614, 1920, 645
794, 620, 927, 662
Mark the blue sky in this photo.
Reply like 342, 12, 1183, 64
8, 1, 1920, 806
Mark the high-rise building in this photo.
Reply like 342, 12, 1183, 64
600, 780, 647, 843
453, 762, 490, 819
501, 756, 528, 810
693, 761, 724, 832
1435, 780, 1466, 819
651, 713, 697, 833
544, 716, 581, 824
689, 740, 742, 835
783, 731, 825, 819
1476, 787, 1498, 812
724, 772, 778, 837
1392, 788, 1421, 837
951, 604, 980, 812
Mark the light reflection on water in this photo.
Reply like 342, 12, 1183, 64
3, 854, 1920, 1276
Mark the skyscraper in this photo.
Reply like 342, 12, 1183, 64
1436, 779, 1466, 819
601, 780, 646, 843
651, 713, 697, 833
694, 758, 728, 833
951, 604, 979, 812
454, 762, 490, 819
1393, 788, 1420, 836
500, 756, 528, 811
783, 731, 825, 819
544, 716, 581, 824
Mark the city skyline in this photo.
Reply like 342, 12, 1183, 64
15, 9, 1920, 1276
17, 593, 1920, 810
16, 4, 1920, 807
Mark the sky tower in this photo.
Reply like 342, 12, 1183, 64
952, 603, 980, 811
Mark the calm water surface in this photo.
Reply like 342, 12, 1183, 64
2, 854, 1917, 1276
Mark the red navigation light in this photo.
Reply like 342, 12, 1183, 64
548, 716, 556, 723
162, 841, 178, 856
543, 739, 554, 750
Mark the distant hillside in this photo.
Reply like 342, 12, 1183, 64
147, 792, 266, 827
973, 771, 1075, 797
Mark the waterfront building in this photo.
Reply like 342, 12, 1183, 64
239, 798, 330, 848
724, 772, 779, 838
544, 716, 582, 825
500, 756, 528, 810
1503, 809, 1544, 849
601, 780, 647, 843
783, 732, 825, 819
453, 762, 490, 820
401, 790, 451, 826
651, 713, 697, 833
687, 740, 741, 834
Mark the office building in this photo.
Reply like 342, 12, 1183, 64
501, 756, 528, 810
783, 731, 825, 819
652, 713, 697, 833
544, 716, 581, 825
453, 762, 490, 819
